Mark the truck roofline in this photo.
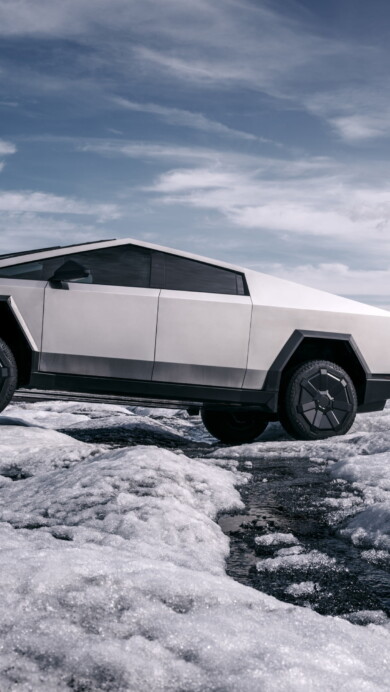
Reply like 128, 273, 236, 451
0, 237, 248, 275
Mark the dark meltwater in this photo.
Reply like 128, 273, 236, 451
218, 452, 390, 622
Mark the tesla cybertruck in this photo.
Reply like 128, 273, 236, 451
0, 238, 389, 444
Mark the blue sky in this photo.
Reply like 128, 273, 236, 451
1, 0, 390, 305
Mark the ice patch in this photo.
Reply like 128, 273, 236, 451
255, 532, 299, 547
277, 546, 305, 557
361, 549, 390, 566
285, 582, 318, 597
257, 550, 338, 572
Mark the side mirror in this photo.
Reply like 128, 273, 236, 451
49, 260, 91, 289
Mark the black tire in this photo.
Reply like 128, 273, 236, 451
280, 360, 357, 441
201, 408, 268, 444
0, 338, 17, 413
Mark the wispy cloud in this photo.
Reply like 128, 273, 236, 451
80, 141, 225, 163
0, 191, 120, 221
73, 136, 390, 269
0, 212, 105, 253
0, 139, 16, 174
1, 0, 388, 147
132, 47, 251, 87
113, 97, 274, 144
305, 88, 390, 142
81, 138, 331, 171
136, 150, 390, 254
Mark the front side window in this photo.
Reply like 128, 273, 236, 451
151, 252, 247, 295
0, 245, 152, 288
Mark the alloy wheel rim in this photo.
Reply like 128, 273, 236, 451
296, 367, 353, 432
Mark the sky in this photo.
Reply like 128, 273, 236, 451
0, 0, 390, 306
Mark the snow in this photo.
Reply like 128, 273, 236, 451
0, 425, 98, 480
7, 400, 209, 444
257, 550, 338, 573
285, 582, 318, 597
255, 532, 299, 547
0, 401, 390, 690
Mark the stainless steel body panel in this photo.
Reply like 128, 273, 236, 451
0, 279, 45, 349
153, 290, 252, 387
244, 271, 390, 389
41, 283, 159, 379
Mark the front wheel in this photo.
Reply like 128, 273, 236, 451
201, 408, 268, 444
0, 338, 17, 413
280, 360, 357, 441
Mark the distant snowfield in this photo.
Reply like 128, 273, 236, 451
0, 402, 389, 691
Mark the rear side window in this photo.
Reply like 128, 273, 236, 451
0, 245, 151, 288
151, 252, 247, 295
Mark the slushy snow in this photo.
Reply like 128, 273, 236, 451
0, 400, 389, 690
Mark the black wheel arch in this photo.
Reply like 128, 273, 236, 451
264, 330, 369, 410
0, 297, 35, 387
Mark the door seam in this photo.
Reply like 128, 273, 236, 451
151, 289, 161, 381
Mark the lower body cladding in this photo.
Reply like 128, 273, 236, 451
26, 367, 390, 415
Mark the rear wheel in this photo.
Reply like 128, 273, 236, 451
0, 338, 17, 413
280, 360, 357, 440
201, 408, 268, 444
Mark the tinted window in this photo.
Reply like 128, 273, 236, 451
0, 245, 151, 288
152, 252, 247, 295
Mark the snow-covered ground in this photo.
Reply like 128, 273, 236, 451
0, 401, 389, 691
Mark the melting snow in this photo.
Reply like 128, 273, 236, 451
285, 582, 318, 597
0, 401, 389, 690
257, 550, 338, 573
255, 532, 299, 547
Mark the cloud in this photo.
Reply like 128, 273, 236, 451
0, 0, 201, 37
0, 191, 120, 221
147, 168, 237, 193
132, 47, 251, 87
131, 148, 390, 259
83, 136, 390, 254
305, 88, 390, 142
0, 140, 16, 174
80, 141, 224, 164
0, 139, 16, 155
0, 212, 106, 254
113, 97, 273, 143
1, 0, 387, 147
329, 115, 389, 142
82, 138, 332, 171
